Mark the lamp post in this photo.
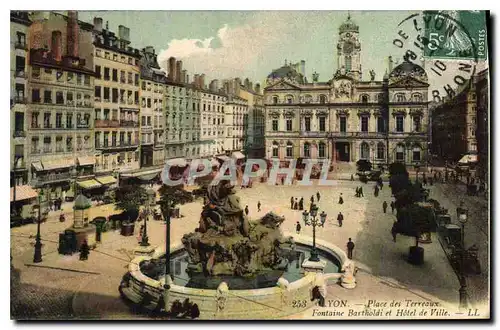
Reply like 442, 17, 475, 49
302, 204, 326, 262
33, 189, 44, 263
458, 209, 468, 311
11, 155, 22, 216
140, 189, 156, 247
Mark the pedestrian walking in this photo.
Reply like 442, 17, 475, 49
310, 195, 314, 204
316, 191, 321, 202
337, 212, 344, 227
390, 201, 395, 213
296, 221, 302, 234
347, 238, 355, 259
245, 205, 249, 216
320, 214, 326, 227
290, 197, 294, 209
299, 198, 304, 210
374, 185, 379, 197
338, 193, 344, 205
294, 201, 298, 210
79, 240, 90, 261
359, 187, 364, 197
257, 201, 261, 212
391, 225, 397, 242
355, 187, 360, 198
383, 201, 388, 213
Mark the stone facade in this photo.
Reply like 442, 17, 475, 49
92, 18, 142, 174
264, 15, 429, 167
24, 11, 96, 200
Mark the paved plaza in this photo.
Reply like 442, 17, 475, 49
10, 179, 489, 319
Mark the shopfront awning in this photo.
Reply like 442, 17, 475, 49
77, 179, 102, 190
216, 155, 231, 162
120, 168, 162, 180
43, 157, 74, 170
11, 185, 38, 202
232, 151, 245, 159
31, 161, 43, 172
458, 154, 478, 164
95, 175, 117, 185
77, 156, 95, 167
166, 158, 187, 167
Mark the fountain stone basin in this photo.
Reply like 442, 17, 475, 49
120, 233, 350, 319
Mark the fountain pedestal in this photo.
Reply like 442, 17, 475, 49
133, 245, 156, 256
302, 259, 327, 273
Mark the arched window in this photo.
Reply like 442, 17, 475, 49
412, 93, 423, 102
304, 142, 311, 158
412, 145, 421, 162
361, 94, 369, 103
345, 56, 352, 71
395, 144, 405, 161
286, 142, 293, 158
272, 96, 278, 104
318, 142, 326, 158
360, 142, 370, 160
319, 95, 327, 104
305, 95, 312, 103
395, 93, 406, 102
286, 95, 294, 104
377, 142, 385, 160
272, 141, 279, 157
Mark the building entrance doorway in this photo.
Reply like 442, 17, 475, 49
335, 142, 350, 162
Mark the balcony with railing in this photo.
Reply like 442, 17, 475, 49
14, 96, 27, 104
77, 122, 91, 129
120, 120, 139, 127
32, 172, 72, 186
14, 70, 26, 78
14, 42, 28, 50
13, 130, 26, 138
95, 119, 120, 128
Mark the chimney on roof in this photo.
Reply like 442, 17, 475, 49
168, 57, 176, 81
200, 74, 206, 89
51, 30, 62, 61
66, 10, 79, 57
193, 74, 200, 88
93, 17, 103, 32
175, 61, 182, 83
181, 70, 187, 84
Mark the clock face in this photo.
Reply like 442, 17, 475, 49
346, 32, 351, 38
343, 42, 354, 54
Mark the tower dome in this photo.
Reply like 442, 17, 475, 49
339, 14, 359, 34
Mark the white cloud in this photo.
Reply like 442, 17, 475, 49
157, 12, 298, 83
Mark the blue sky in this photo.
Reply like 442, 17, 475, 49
78, 11, 420, 85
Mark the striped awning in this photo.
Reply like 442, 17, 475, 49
43, 158, 74, 170
77, 179, 102, 190
166, 158, 187, 167
77, 156, 95, 166
11, 185, 38, 202
31, 161, 43, 172
95, 175, 117, 185
232, 151, 245, 159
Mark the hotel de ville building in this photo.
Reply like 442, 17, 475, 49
264, 15, 430, 169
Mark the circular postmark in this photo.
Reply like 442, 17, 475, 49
391, 11, 481, 102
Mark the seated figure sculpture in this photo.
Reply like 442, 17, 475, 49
182, 180, 294, 282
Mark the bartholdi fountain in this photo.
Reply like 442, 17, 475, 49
120, 180, 354, 319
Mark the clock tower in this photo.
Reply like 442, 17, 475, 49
336, 14, 362, 80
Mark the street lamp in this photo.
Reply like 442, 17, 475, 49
33, 189, 44, 263
458, 209, 468, 311
140, 189, 156, 247
302, 204, 326, 262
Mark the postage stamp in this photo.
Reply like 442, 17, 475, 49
10, 10, 490, 321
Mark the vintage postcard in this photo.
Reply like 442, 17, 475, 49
10, 10, 490, 320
